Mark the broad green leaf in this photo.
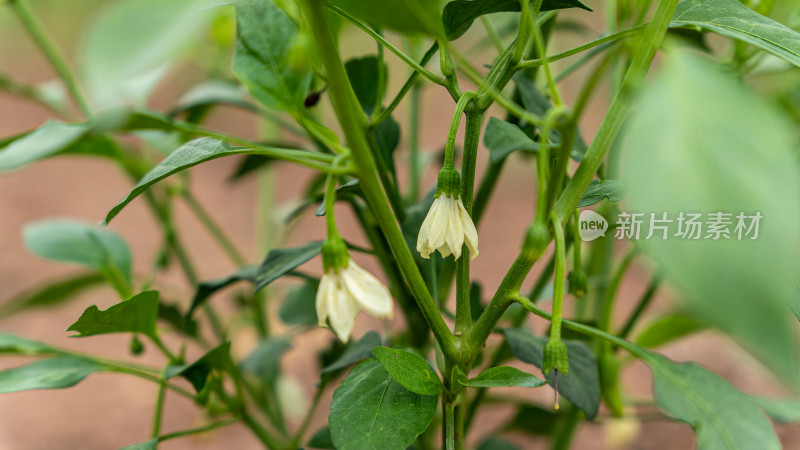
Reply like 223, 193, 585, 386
456, 366, 546, 388
577, 179, 626, 207
67, 290, 160, 338
119, 439, 157, 450
752, 397, 800, 423
255, 241, 323, 291
635, 314, 706, 349
620, 50, 800, 384
0, 357, 110, 394
186, 265, 258, 320
329, 359, 438, 450
0, 333, 60, 356
105, 138, 295, 223
671, 0, 800, 68
646, 354, 780, 450
442, 0, 592, 40
372, 346, 442, 395
172, 80, 254, 115
232, 0, 312, 110
330, 0, 445, 38
483, 117, 540, 162
307, 427, 335, 449
165, 342, 232, 393
240, 337, 291, 385
81, 0, 223, 109
506, 403, 559, 436
0, 273, 105, 318
24, 220, 132, 287
503, 328, 600, 419
279, 279, 319, 326
322, 331, 382, 374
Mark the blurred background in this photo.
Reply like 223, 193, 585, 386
1, 0, 799, 448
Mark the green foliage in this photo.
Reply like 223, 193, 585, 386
187, 265, 258, 320
0, 333, 60, 356
577, 179, 626, 207
0, 273, 105, 318
0, 357, 110, 394
0, 121, 117, 171
635, 314, 706, 349
330, 0, 445, 37
483, 117, 540, 162
67, 291, 160, 338
455, 366, 546, 388
753, 397, 800, 423
240, 338, 291, 384
279, 279, 320, 326
165, 342, 233, 393
372, 346, 442, 395
255, 241, 323, 291
322, 331, 382, 375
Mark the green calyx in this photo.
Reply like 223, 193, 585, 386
542, 338, 569, 375
434, 167, 461, 198
321, 236, 350, 273
522, 221, 550, 259
567, 270, 589, 298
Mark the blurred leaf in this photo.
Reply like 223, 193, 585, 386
186, 265, 258, 320
254, 241, 323, 291
322, 331, 382, 374
0, 333, 60, 356
307, 426, 335, 449
647, 354, 779, 449
503, 328, 600, 419
233, 0, 312, 110
158, 302, 198, 337
165, 342, 232, 393
372, 347, 442, 395
314, 178, 362, 216
329, 359, 438, 450
119, 439, 157, 450
753, 397, 800, 423
577, 179, 626, 207
81, 0, 223, 109
240, 337, 290, 385
477, 437, 520, 450
442, 0, 592, 40
506, 403, 559, 436
484, 117, 540, 162
0, 357, 109, 394
228, 155, 274, 181
620, 50, 800, 384
279, 279, 319, 326
0, 273, 105, 318
330, 0, 445, 37
172, 80, 254, 115
635, 314, 706, 349
470, 281, 485, 323
671, 0, 800, 68
345, 56, 385, 114
24, 220, 132, 288
89, 108, 176, 133
67, 291, 159, 338
456, 366, 546, 388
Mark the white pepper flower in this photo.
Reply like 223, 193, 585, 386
316, 238, 393, 343
416, 168, 479, 260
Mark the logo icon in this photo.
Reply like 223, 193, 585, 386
579, 210, 608, 241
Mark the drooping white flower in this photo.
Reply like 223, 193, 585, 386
417, 193, 479, 260
316, 255, 393, 343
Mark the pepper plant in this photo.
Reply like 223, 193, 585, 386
2, 0, 800, 448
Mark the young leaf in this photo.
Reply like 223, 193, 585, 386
279, 279, 319, 326
620, 49, 800, 384
483, 117, 540, 162
0, 273, 105, 318
372, 346, 442, 395
0, 333, 61, 356
502, 328, 600, 419
232, 0, 312, 111
254, 241, 323, 291
165, 342, 232, 393
442, 0, 592, 40
0, 357, 110, 394
67, 290, 160, 338
24, 220, 132, 287
646, 354, 780, 450
322, 331, 382, 374
0, 121, 114, 171
635, 314, 706, 349
577, 179, 626, 207
330, 0, 445, 38
240, 337, 291, 385
671, 0, 800, 68
329, 359, 438, 450
752, 397, 800, 423
456, 366, 546, 388
186, 265, 259, 320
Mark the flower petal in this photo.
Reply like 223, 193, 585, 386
457, 198, 479, 258
445, 197, 465, 259
328, 280, 359, 343
315, 273, 333, 328
342, 260, 394, 319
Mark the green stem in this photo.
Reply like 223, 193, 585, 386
288, 382, 326, 449
151, 369, 167, 438
596, 249, 637, 336
480, 16, 505, 52
183, 192, 247, 266
472, 158, 506, 226
444, 92, 477, 169
407, 44, 423, 203
9, 0, 91, 116
156, 418, 238, 443
549, 212, 566, 338
619, 274, 662, 339
372, 43, 438, 128
517, 25, 647, 69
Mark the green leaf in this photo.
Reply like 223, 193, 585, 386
24, 220, 132, 287
279, 279, 319, 326
233, 0, 312, 110
443, 0, 592, 40
635, 314, 706, 349
307, 427, 335, 449
67, 290, 160, 338
345, 56, 385, 114
0, 357, 110, 394
503, 328, 600, 419
477, 437, 520, 450
186, 265, 258, 320
620, 49, 800, 384
330, 0, 445, 38
577, 179, 626, 207
646, 354, 780, 450
483, 117, 540, 163
322, 331, 382, 374
119, 439, 157, 450
0, 121, 116, 171
671, 0, 800, 68
89, 108, 176, 133
456, 366, 546, 388
0, 333, 60, 356
165, 342, 233, 393
255, 241, 323, 291
172, 80, 254, 115
81, 0, 222, 109
329, 359, 438, 450
506, 403, 559, 436
0, 273, 105, 318
372, 346, 442, 395
752, 397, 800, 423
240, 338, 291, 385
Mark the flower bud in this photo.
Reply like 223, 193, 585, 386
567, 270, 589, 298
321, 236, 349, 273
522, 221, 550, 259
129, 334, 144, 355
542, 338, 569, 375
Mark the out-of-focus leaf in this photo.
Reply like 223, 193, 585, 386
321, 331, 381, 374
254, 241, 323, 291
477, 437, 520, 450
186, 265, 258, 320
172, 80, 254, 115
753, 397, 800, 423
456, 366, 546, 388
329, 358, 438, 450
372, 347, 442, 395
635, 314, 706, 349
578, 179, 626, 207
165, 342, 232, 393
506, 403, 559, 436
330, 0, 445, 37
0, 334, 60, 356
119, 439, 157, 450
279, 279, 319, 326
483, 117, 540, 162
240, 337, 290, 385
620, 50, 800, 384
0, 357, 110, 394
307, 427, 335, 449
0, 273, 105, 318
67, 291, 159, 338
